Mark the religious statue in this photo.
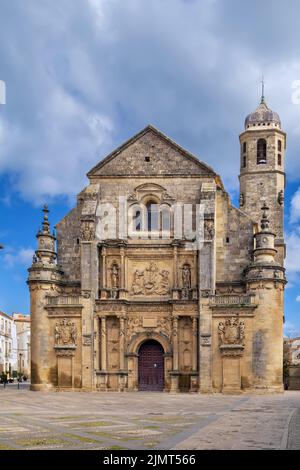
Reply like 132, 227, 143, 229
218, 322, 226, 344
144, 262, 159, 294
182, 264, 191, 289
111, 264, 119, 289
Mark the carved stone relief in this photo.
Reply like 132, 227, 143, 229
200, 335, 211, 346
82, 334, 92, 346
126, 316, 143, 339
54, 318, 77, 347
216, 285, 244, 295
126, 315, 172, 341
130, 262, 170, 296
204, 220, 215, 240
81, 220, 94, 241
218, 317, 245, 346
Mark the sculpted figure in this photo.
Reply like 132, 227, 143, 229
144, 262, 159, 294
204, 220, 215, 240
218, 322, 226, 345
131, 270, 145, 295
111, 264, 119, 289
225, 317, 239, 344
70, 323, 77, 345
54, 324, 60, 345
157, 270, 169, 295
182, 264, 191, 289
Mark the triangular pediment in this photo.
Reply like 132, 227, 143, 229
87, 125, 217, 178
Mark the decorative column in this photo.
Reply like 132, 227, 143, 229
199, 293, 213, 393
98, 315, 107, 391
100, 316, 107, 370
198, 182, 216, 393
192, 317, 198, 371
118, 315, 127, 391
172, 242, 180, 300
119, 315, 125, 370
174, 244, 178, 288
170, 315, 179, 393
119, 245, 127, 300
190, 316, 198, 392
120, 247, 125, 289
99, 245, 107, 299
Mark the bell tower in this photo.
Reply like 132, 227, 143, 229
239, 87, 286, 265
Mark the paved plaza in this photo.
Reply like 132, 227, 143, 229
0, 386, 299, 450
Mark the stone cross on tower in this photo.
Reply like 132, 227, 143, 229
260, 74, 265, 103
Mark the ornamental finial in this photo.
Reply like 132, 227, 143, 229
42, 204, 50, 234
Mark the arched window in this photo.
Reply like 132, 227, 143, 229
134, 210, 142, 231
257, 138, 267, 164
128, 204, 143, 236
278, 140, 282, 152
278, 154, 282, 166
161, 204, 171, 236
243, 142, 247, 153
146, 201, 159, 232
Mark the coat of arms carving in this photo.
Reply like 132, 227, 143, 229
218, 317, 245, 346
54, 318, 77, 347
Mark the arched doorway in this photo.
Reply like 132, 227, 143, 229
138, 340, 164, 391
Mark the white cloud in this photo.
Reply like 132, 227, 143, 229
296, 296, 300, 302
285, 228, 300, 285
290, 188, 300, 223
1, 0, 300, 202
4, 247, 34, 269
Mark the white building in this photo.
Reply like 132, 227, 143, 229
0, 311, 18, 378
12, 313, 31, 378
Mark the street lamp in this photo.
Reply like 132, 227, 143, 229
19, 353, 23, 379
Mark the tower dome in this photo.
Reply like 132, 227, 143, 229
245, 97, 281, 130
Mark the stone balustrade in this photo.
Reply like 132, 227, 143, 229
46, 296, 81, 306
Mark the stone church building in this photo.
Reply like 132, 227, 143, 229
28, 95, 286, 393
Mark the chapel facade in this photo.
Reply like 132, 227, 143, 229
28, 96, 286, 393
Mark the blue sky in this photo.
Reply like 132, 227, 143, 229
0, 0, 300, 336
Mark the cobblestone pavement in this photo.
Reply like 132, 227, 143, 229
287, 407, 300, 450
0, 386, 299, 450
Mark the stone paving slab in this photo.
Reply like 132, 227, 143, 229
0, 387, 299, 450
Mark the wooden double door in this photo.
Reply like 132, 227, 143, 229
138, 340, 164, 391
